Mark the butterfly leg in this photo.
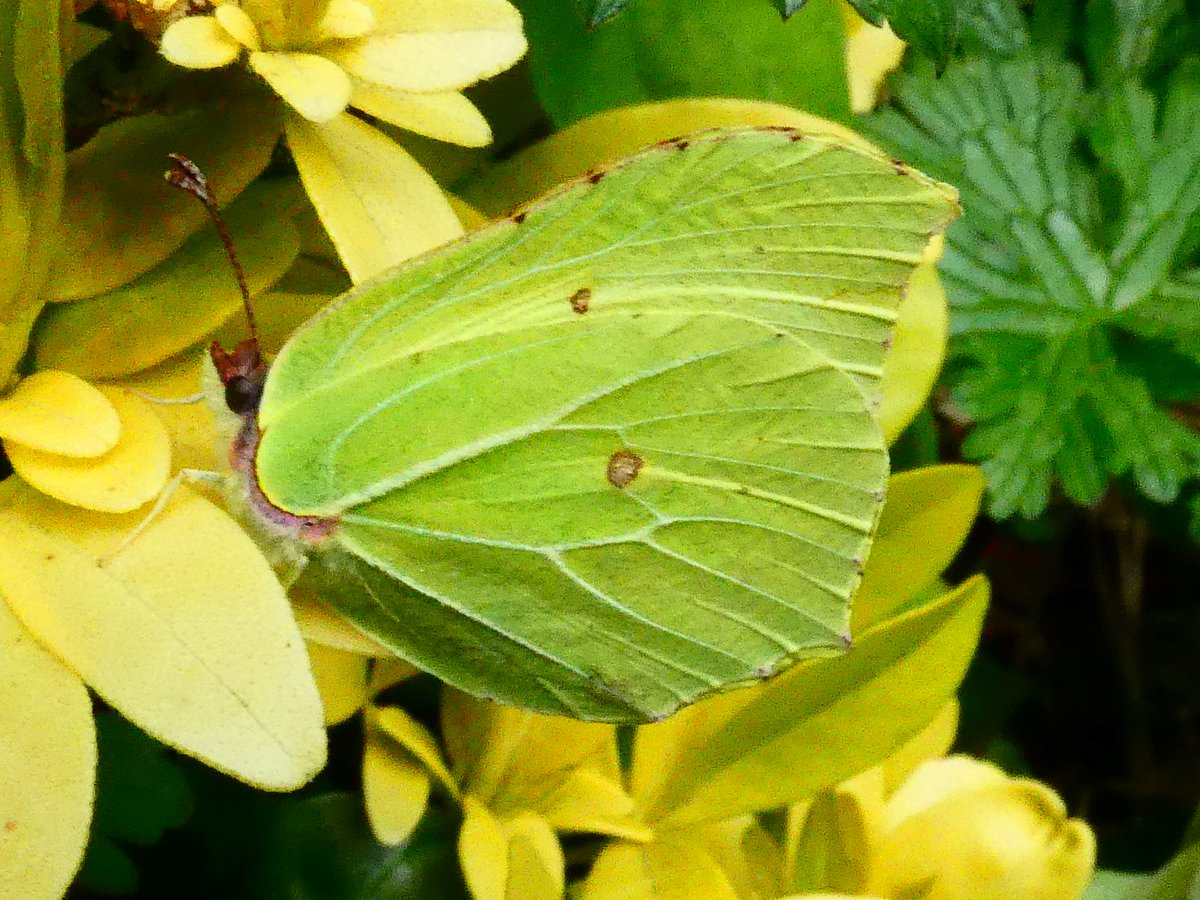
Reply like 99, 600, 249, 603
98, 468, 228, 566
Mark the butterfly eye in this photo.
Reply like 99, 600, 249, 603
224, 375, 263, 415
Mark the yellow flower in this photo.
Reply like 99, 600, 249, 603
363, 688, 650, 900
160, 0, 526, 143
781, 754, 1095, 900
868, 756, 1096, 900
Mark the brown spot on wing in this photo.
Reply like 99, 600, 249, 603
606, 451, 644, 488
512, 211, 527, 224
570, 287, 592, 314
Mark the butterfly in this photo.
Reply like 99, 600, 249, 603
174, 127, 957, 723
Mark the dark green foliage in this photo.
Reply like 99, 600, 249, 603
869, 2, 1200, 518
75, 713, 192, 896
514, 0, 850, 125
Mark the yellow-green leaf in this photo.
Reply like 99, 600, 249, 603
286, 111, 463, 282
48, 93, 280, 301
0, 0, 65, 383
0, 483, 326, 790
35, 182, 300, 379
854, 465, 984, 631
0, 600, 95, 900
0, 370, 120, 457
5, 386, 169, 513
878, 260, 948, 443
631, 576, 990, 828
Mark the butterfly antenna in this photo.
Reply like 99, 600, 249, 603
163, 153, 260, 344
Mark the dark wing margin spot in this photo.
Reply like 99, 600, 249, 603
512, 211, 527, 224
570, 287, 592, 314
606, 450, 644, 488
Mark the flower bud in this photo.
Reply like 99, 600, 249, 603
871, 756, 1095, 900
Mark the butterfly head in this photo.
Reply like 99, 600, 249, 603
210, 337, 266, 417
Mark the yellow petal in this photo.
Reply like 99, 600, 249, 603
160, 16, 242, 68
370, 705, 459, 798
306, 641, 369, 725
504, 814, 564, 900
582, 837, 740, 900
249, 51, 352, 123
0, 483, 327, 790
460, 796, 509, 900
6, 387, 169, 513
363, 714, 433, 845
878, 260, 948, 443
539, 770, 653, 842
441, 690, 623, 812
884, 756, 1010, 831
317, 0, 376, 39
842, 5, 906, 113
0, 370, 120, 457
352, 85, 493, 147
214, 3, 261, 50
0, 600, 95, 900
291, 583, 393, 656
327, 0, 526, 93
286, 111, 462, 282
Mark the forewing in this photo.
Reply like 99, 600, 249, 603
258, 129, 959, 721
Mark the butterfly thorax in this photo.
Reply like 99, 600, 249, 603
211, 338, 339, 548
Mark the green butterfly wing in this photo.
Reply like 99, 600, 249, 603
260, 129, 958, 721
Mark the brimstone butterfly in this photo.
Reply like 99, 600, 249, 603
185, 129, 958, 723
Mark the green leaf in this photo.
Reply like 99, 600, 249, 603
846, 0, 961, 67
0, 0, 65, 382
271, 131, 956, 723
870, 52, 1200, 517
515, 0, 850, 127
1085, 0, 1184, 84
257, 794, 469, 900
75, 713, 192, 897
630, 575, 989, 826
